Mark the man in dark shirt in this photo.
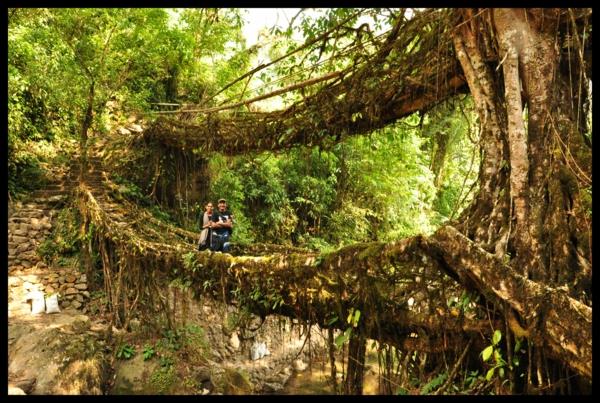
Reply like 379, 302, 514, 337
209, 198, 233, 252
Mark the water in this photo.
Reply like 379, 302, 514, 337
279, 354, 382, 395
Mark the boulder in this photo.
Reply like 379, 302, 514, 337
293, 359, 307, 372
218, 367, 253, 395
8, 317, 106, 394
112, 353, 159, 395
229, 332, 240, 350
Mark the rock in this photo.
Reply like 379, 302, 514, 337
74, 283, 88, 290
194, 367, 212, 383
201, 388, 210, 395
58, 277, 66, 284
8, 385, 26, 395
65, 275, 77, 283
12, 235, 28, 243
75, 294, 84, 303
128, 123, 143, 133
263, 382, 283, 393
30, 218, 42, 230
78, 274, 87, 283
65, 288, 78, 295
21, 261, 33, 268
219, 367, 253, 395
12, 229, 27, 236
82, 291, 91, 299
60, 300, 71, 309
19, 223, 31, 231
16, 243, 31, 253
45, 286, 55, 294
112, 353, 159, 394
229, 332, 240, 350
71, 300, 83, 309
117, 127, 131, 135
292, 359, 307, 372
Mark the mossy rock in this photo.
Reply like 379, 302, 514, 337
112, 354, 160, 395
217, 367, 253, 395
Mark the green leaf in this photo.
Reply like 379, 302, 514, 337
334, 328, 352, 348
493, 349, 502, 363
482, 345, 494, 362
352, 309, 361, 327
492, 330, 502, 346
498, 367, 505, 378
485, 367, 495, 381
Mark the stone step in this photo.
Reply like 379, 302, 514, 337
13, 206, 48, 213
9, 213, 47, 221
31, 191, 70, 198
44, 184, 72, 190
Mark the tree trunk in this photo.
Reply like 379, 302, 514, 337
452, 8, 592, 392
344, 332, 367, 395
79, 81, 95, 183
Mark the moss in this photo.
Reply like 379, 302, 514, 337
149, 365, 177, 394
37, 206, 82, 264
214, 367, 253, 395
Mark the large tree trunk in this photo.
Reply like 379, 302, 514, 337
452, 8, 592, 393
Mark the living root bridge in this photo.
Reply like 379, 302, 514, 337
184, 228, 591, 379
78, 185, 590, 380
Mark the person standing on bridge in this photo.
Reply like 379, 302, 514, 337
198, 201, 214, 251
210, 198, 233, 252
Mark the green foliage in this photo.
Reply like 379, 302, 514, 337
159, 328, 182, 352
149, 364, 176, 394
334, 307, 362, 348
111, 175, 152, 206
480, 329, 510, 384
209, 156, 255, 246
422, 97, 479, 224
334, 328, 353, 349
155, 324, 208, 364
37, 207, 81, 264
116, 343, 136, 360
142, 344, 156, 361
205, 106, 477, 248
420, 372, 447, 394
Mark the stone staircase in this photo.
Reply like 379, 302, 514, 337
7, 154, 107, 316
